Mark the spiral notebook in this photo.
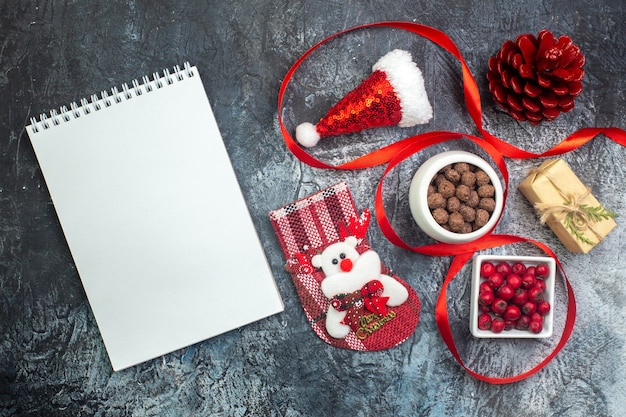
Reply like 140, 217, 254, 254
26, 63, 283, 371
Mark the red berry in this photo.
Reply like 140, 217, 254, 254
491, 317, 505, 333
478, 313, 492, 330
479, 304, 491, 313
521, 272, 537, 289
495, 262, 512, 276
479, 282, 493, 293
526, 266, 536, 275
521, 301, 537, 316
535, 264, 548, 276
491, 298, 508, 316
511, 262, 527, 275
528, 286, 544, 303
480, 262, 495, 278
537, 300, 551, 315
530, 312, 543, 323
503, 304, 521, 321
529, 320, 543, 334
515, 315, 531, 330
511, 288, 528, 306
504, 319, 516, 331
506, 273, 522, 289
497, 284, 515, 301
478, 290, 495, 306
534, 279, 547, 291
487, 272, 505, 289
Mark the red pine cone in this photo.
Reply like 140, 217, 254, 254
487, 30, 585, 124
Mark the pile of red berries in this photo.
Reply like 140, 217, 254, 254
477, 260, 551, 334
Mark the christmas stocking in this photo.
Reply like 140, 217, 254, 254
269, 181, 421, 350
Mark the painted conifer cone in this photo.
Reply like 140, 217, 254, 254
487, 29, 585, 124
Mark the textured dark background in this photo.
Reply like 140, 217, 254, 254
1, 1, 625, 416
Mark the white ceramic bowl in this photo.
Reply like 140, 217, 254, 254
408, 150, 504, 244
469, 255, 556, 338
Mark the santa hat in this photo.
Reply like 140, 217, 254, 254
295, 49, 433, 148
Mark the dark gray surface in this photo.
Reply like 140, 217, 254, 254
1, 1, 625, 416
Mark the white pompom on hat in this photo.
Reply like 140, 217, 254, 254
295, 49, 432, 147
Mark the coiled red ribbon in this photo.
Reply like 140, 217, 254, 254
277, 21, 626, 384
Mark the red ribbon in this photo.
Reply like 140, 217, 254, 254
277, 21, 625, 383
278, 21, 626, 167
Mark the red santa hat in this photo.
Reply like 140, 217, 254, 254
295, 49, 432, 148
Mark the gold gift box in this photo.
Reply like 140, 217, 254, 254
518, 159, 617, 254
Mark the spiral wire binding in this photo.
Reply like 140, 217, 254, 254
28, 62, 195, 133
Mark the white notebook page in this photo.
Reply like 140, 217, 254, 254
27, 64, 283, 371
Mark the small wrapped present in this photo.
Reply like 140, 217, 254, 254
518, 159, 618, 254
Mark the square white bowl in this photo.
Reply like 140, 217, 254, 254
469, 254, 556, 338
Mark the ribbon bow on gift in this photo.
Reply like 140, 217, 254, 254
530, 167, 618, 245
535, 189, 599, 242
331, 280, 389, 316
